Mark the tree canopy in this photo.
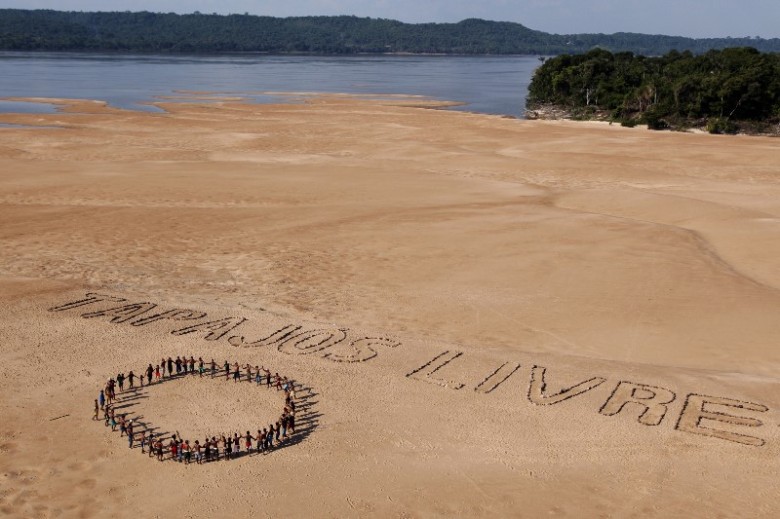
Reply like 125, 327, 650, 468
2, 9, 780, 55
527, 48, 780, 133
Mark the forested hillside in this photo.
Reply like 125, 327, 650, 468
1, 9, 780, 55
526, 47, 780, 134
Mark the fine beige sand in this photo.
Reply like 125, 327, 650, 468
1, 94, 779, 518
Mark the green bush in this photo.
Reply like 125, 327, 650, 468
642, 111, 669, 130
706, 117, 738, 134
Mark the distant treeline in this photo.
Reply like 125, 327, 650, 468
527, 47, 780, 134
2, 9, 780, 55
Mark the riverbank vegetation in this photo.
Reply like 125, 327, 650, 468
2, 9, 780, 55
526, 48, 780, 134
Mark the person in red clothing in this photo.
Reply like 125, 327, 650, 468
169, 437, 178, 461
245, 431, 253, 453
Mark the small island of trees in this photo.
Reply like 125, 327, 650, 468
526, 47, 780, 134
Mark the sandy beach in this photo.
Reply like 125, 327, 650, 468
1, 95, 778, 518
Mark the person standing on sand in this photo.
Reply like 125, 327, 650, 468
194, 440, 202, 464
260, 428, 268, 451
244, 431, 253, 453
146, 364, 153, 385
189, 356, 195, 374
224, 360, 230, 381
128, 370, 135, 389
233, 432, 241, 455
167, 357, 173, 377
203, 437, 211, 462
93, 399, 99, 420
127, 420, 134, 448
210, 359, 216, 378
154, 365, 161, 382
156, 439, 164, 461
98, 390, 105, 410
169, 437, 178, 462
233, 362, 240, 383
254, 367, 261, 385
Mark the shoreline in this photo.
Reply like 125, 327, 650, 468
0, 94, 763, 137
526, 103, 780, 136
0, 93, 470, 118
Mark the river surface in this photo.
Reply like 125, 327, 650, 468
0, 52, 541, 117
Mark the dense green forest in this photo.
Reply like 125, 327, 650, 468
526, 48, 780, 133
1, 9, 780, 55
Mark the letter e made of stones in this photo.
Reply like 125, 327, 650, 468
675, 393, 769, 447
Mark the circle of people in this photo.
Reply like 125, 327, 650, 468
94, 356, 298, 464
